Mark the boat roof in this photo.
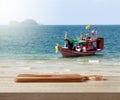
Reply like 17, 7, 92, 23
66, 38, 85, 44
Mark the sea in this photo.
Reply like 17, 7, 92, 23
0, 25, 120, 77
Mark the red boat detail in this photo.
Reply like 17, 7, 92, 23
57, 38, 104, 57
58, 47, 101, 57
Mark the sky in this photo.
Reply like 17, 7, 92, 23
0, 0, 120, 25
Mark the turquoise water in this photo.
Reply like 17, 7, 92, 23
0, 25, 120, 76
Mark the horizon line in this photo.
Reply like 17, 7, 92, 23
1, 23, 120, 26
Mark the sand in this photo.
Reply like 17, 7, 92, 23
0, 76, 120, 100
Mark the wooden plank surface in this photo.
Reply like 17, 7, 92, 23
1, 76, 120, 100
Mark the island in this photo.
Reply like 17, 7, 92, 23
9, 19, 39, 26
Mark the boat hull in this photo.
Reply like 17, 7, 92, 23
58, 47, 101, 57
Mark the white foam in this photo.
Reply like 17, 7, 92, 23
88, 60, 99, 64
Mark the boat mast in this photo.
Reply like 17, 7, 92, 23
80, 32, 83, 39
64, 32, 67, 47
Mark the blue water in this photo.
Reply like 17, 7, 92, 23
0, 25, 120, 60
0, 25, 120, 65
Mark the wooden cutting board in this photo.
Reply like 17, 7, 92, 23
15, 74, 88, 82
15, 74, 103, 82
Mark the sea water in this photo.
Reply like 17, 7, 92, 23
0, 25, 120, 77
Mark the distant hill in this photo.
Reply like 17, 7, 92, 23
9, 20, 20, 26
9, 19, 39, 26
21, 19, 39, 26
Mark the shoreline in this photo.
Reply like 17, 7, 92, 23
1, 60, 120, 77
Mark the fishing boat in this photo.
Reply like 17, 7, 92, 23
55, 25, 104, 57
